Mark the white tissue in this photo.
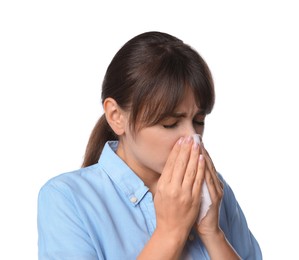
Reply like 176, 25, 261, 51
193, 134, 201, 145
192, 134, 212, 224
197, 180, 212, 223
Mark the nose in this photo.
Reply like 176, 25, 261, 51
180, 130, 202, 145
182, 125, 197, 137
182, 124, 204, 138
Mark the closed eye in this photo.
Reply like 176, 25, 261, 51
163, 122, 178, 129
193, 120, 205, 126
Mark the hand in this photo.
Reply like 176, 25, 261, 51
195, 145, 224, 238
194, 146, 241, 259
154, 136, 206, 242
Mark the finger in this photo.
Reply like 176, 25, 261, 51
182, 139, 201, 192
171, 136, 193, 185
202, 145, 216, 176
202, 146, 223, 196
159, 137, 183, 183
205, 166, 223, 204
192, 153, 205, 199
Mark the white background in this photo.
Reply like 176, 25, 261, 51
1, 1, 298, 259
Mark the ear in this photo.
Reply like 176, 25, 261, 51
103, 98, 127, 136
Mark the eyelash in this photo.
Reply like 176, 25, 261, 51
163, 121, 205, 129
194, 120, 205, 126
163, 122, 178, 129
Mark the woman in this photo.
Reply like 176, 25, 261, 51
38, 31, 262, 259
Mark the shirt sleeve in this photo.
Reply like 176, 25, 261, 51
37, 179, 103, 260
220, 177, 263, 260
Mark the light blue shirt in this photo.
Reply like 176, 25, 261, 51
38, 141, 262, 259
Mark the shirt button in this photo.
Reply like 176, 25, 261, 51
188, 234, 195, 241
130, 196, 138, 203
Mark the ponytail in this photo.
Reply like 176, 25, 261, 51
82, 115, 117, 167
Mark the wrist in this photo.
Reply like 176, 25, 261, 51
199, 229, 241, 260
137, 227, 188, 260
199, 228, 224, 245
154, 225, 189, 247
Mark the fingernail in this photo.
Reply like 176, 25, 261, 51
177, 137, 184, 145
199, 154, 204, 161
184, 136, 192, 144
193, 141, 199, 150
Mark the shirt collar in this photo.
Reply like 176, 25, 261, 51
98, 141, 150, 206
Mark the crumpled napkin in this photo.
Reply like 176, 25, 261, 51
192, 134, 212, 224
197, 180, 212, 223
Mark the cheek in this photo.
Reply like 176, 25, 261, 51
147, 137, 177, 171
136, 129, 180, 172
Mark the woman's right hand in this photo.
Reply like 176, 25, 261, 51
154, 136, 206, 247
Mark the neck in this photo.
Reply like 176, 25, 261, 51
116, 142, 160, 196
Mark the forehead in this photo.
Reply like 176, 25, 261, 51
175, 88, 201, 113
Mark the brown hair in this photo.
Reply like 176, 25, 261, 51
82, 31, 215, 167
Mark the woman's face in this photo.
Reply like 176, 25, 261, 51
117, 88, 206, 180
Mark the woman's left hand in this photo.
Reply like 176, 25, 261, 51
195, 145, 242, 259
195, 145, 224, 238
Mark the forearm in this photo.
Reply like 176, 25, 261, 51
201, 230, 241, 260
137, 228, 187, 260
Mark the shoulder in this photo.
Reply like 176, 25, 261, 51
38, 163, 107, 202
217, 173, 263, 259
218, 173, 238, 207
217, 173, 240, 227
